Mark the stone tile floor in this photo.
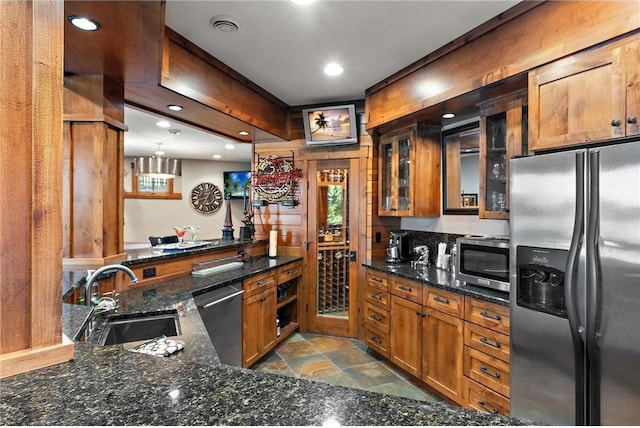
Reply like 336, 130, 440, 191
252, 332, 442, 403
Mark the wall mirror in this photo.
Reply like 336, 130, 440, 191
442, 120, 480, 215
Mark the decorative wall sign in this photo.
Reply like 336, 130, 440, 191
190, 182, 224, 214
252, 155, 302, 204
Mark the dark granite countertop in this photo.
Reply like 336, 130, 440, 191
363, 259, 510, 306
0, 256, 533, 426
122, 238, 266, 267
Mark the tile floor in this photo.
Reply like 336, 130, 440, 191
253, 332, 442, 403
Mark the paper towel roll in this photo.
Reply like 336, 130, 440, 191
269, 230, 278, 258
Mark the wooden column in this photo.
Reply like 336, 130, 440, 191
62, 75, 127, 268
0, 0, 74, 378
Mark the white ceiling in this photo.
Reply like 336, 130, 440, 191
125, 0, 520, 161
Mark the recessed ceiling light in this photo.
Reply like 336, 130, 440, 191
442, 113, 456, 119
225, 143, 235, 150
167, 104, 183, 112
238, 131, 249, 136
156, 120, 171, 128
67, 15, 100, 31
213, 154, 222, 159
167, 129, 181, 136
324, 63, 344, 76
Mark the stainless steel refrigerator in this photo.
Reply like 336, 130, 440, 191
509, 140, 640, 426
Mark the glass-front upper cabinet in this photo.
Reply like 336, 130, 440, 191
478, 90, 528, 219
378, 124, 441, 217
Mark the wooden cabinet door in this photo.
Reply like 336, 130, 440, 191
422, 308, 464, 404
378, 127, 415, 216
242, 286, 276, 367
389, 295, 422, 378
478, 91, 527, 219
529, 42, 626, 151
258, 287, 277, 355
625, 39, 640, 138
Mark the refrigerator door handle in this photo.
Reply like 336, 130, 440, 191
586, 149, 602, 425
565, 151, 586, 426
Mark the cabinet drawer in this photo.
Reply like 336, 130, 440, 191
278, 261, 302, 284
462, 377, 510, 416
364, 286, 390, 311
364, 301, 390, 333
391, 277, 422, 303
366, 270, 389, 292
243, 270, 277, 297
464, 346, 510, 398
465, 298, 510, 335
425, 286, 464, 318
464, 322, 510, 363
364, 324, 390, 358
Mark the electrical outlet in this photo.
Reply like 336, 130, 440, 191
142, 267, 156, 278
375, 232, 382, 243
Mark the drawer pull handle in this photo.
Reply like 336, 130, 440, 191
371, 276, 383, 283
480, 310, 501, 321
257, 279, 268, 286
370, 313, 383, 322
399, 285, 412, 292
370, 335, 382, 344
480, 337, 501, 348
477, 401, 498, 414
434, 296, 450, 305
370, 294, 382, 301
480, 365, 501, 378
286, 268, 296, 275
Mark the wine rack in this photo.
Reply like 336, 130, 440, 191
317, 242, 350, 315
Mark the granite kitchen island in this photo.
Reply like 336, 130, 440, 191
1, 256, 534, 426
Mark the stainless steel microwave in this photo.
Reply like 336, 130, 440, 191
456, 236, 510, 293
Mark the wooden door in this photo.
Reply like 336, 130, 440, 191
422, 308, 464, 404
389, 296, 423, 378
307, 159, 360, 337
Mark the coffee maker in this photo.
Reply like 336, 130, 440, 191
386, 231, 410, 263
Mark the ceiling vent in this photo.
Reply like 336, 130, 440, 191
210, 15, 239, 33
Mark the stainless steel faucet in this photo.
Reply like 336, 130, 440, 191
411, 245, 430, 269
84, 264, 138, 310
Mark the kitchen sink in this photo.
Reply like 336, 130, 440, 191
98, 310, 181, 346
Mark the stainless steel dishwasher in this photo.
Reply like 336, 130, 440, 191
193, 283, 243, 366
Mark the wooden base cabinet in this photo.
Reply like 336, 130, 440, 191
364, 270, 391, 358
365, 269, 511, 412
242, 286, 276, 367
389, 277, 465, 404
422, 308, 464, 403
242, 261, 302, 368
462, 297, 511, 416
389, 295, 423, 378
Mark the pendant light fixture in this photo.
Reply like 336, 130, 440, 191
135, 144, 182, 179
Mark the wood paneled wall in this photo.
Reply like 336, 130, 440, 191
62, 75, 127, 269
366, 1, 640, 130
0, 0, 74, 378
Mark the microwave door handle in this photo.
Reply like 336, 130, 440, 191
565, 151, 586, 426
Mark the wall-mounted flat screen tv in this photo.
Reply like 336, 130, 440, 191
302, 104, 358, 146
223, 171, 251, 199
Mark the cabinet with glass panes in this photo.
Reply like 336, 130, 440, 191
478, 91, 528, 219
378, 124, 441, 217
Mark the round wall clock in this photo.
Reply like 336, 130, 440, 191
190, 182, 224, 214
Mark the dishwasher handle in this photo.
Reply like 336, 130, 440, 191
201, 289, 244, 309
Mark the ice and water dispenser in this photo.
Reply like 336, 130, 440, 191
516, 246, 568, 318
